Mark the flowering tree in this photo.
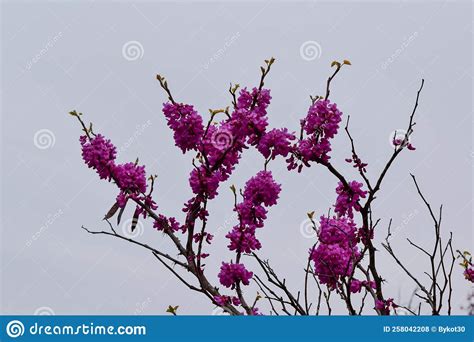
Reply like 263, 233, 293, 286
71, 58, 470, 315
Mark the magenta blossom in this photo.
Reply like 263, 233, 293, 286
188, 167, 222, 199
334, 181, 367, 218
235, 87, 271, 145
226, 225, 261, 253
350, 279, 377, 293
243, 170, 281, 207
113, 162, 147, 194
304, 100, 342, 138
153, 214, 184, 233
258, 128, 296, 160
464, 268, 474, 283
287, 100, 343, 172
162, 103, 204, 153
311, 215, 360, 289
80, 134, 117, 180
311, 243, 359, 289
214, 295, 240, 307
318, 216, 358, 246
218, 262, 253, 289
375, 298, 397, 315
226, 171, 281, 253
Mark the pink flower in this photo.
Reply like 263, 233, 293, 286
304, 100, 342, 139
193, 232, 214, 244
318, 216, 357, 246
116, 192, 128, 208
311, 243, 359, 289
464, 268, 474, 283
237, 88, 271, 114
80, 134, 117, 180
226, 225, 261, 253
218, 262, 253, 289
162, 103, 204, 153
375, 298, 397, 315
113, 162, 147, 193
153, 215, 184, 233
243, 171, 281, 207
188, 167, 222, 199
349, 279, 376, 293
235, 201, 268, 229
258, 128, 296, 159
334, 181, 367, 218
311, 215, 360, 289
287, 100, 343, 171
350, 279, 363, 293
234, 88, 271, 145
214, 295, 240, 307
346, 155, 368, 173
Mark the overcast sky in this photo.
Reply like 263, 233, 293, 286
1, 0, 472, 315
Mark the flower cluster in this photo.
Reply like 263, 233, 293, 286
188, 167, 222, 200
349, 279, 376, 294
311, 215, 360, 289
218, 262, 253, 289
242, 170, 281, 207
304, 100, 342, 139
80, 134, 165, 227
226, 171, 281, 254
153, 214, 184, 233
287, 100, 342, 172
235, 88, 271, 145
80, 135, 149, 197
464, 268, 474, 283
162, 103, 204, 153
226, 227, 261, 254
113, 162, 147, 194
163, 88, 273, 204
345, 154, 368, 173
257, 128, 295, 160
80, 134, 117, 180
334, 181, 367, 218
214, 295, 240, 307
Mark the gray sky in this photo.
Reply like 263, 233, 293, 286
1, 0, 472, 315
